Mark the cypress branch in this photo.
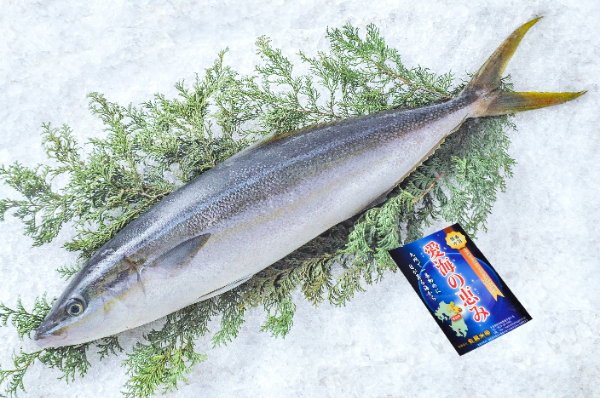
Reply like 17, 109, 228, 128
0, 23, 515, 397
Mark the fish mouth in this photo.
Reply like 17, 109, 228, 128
33, 328, 69, 349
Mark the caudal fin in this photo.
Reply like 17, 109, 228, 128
465, 17, 585, 117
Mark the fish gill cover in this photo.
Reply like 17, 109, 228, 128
0, 23, 515, 397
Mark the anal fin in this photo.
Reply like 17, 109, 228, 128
362, 189, 394, 213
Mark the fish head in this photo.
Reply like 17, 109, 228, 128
34, 247, 146, 348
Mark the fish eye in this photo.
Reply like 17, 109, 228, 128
66, 299, 85, 316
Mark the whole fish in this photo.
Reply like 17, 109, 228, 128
34, 18, 583, 348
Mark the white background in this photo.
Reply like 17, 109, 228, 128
0, 1, 598, 397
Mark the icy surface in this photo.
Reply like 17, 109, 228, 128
0, 0, 598, 397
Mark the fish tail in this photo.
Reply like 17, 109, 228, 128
465, 17, 585, 117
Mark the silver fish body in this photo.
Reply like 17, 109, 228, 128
34, 18, 583, 347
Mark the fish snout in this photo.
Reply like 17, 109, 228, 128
33, 323, 69, 348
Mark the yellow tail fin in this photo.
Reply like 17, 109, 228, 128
466, 17, 585, 117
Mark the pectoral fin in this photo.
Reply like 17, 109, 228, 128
148, 233, 211, 273
128, 221, 211, 266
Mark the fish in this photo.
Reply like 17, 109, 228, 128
34, 18, 584, 348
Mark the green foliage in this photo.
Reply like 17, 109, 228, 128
0, 23, 515, 397
0, 295, 52, 339
122, 342, 207, 398
39, 344, 91, 382
0, 298, 91, 397
0, 349, 42, 397
97, 336, 124, 360
260, 295, 297, 338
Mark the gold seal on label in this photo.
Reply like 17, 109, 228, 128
445, 231, 467, 250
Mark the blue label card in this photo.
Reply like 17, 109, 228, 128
389, 223, 531, 355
